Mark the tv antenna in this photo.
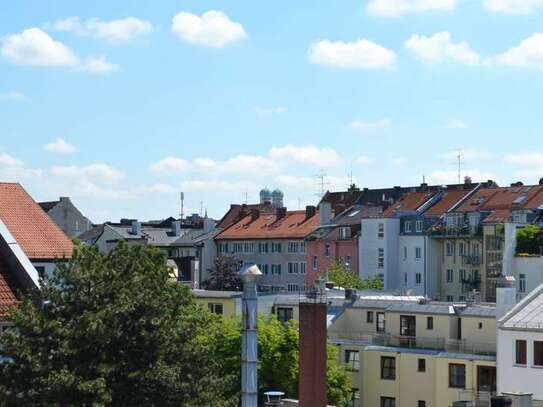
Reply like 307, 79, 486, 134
456, 150, 464, 184
180, 192, 185, 219
315, 170, 330, 199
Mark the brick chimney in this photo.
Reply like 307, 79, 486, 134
276, 207, 287, 220
305, 205, 316, 219
250, 209, 260, 222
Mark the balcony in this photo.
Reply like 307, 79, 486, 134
429, 224, 483, 238
462, 255, 482, 266
328, 331, 496, 356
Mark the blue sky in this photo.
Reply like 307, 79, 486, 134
1, 0, 543, 223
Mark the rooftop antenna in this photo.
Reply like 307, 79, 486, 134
456, 150, 464, 184
244, 191, 249, 205
422, 175, 426, 184
180, 192, 185, 220
297, 197, 302, 209
200, 200, 204, 217
315, 170, 330, 199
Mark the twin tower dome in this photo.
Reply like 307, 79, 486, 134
259, 187, 284, 208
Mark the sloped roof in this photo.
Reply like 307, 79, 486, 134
216, 210, 320, 240
425, 189, 476, 217
0, 256, 20, 316
78, 224, 105, 244
38, 200, 59, 212
216, 203, 272, 229
383, 191, 436, 217
458, 185, 543, 213
500, 282, 543, 331
0, 183, 73, 259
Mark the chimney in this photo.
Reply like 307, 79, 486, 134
299, 298, 327, 407
250, 209, 260, 222
59, 196, 71, 202
539, 177, 543, 186
420, 182, 428, 191
131, 220, 141, 235
171, 220, 181, 237
305, 205, 316, 219
319, 202, 332, 226
276, 207, 287, 220
496, 276, 517, 320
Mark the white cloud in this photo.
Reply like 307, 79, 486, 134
367, 0, 456, 17
393, 157, 409, 166
348, 118, 391, 131
0, 153, 23, 167
51, 164, 124, 183
47, 17, 153, 44
221, 155, 278, 174
308, 39, 396, 70
427, 169, 496, 184
171, 10, 247, 48
505, 152, 543, 166
268, 144, 342, 168
0, 91, 26, 101
43, 138, 76, 154
356, 156, 373, 165
484, 0, 543, 14
441, 149, 494, 161
495, 33, 543, 68
1, 28, 78, 67
180, 179, 258, 192
446, 119, 466, 129
252, 106, 287, 118
405, 32, 482, 65
275, 174, 352, 192
80, 56, 120, 73
150, 157, 191, 173
1, 28, 118, 74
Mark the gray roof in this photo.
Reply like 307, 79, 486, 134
108, 225, 211, 247
460, 305, 497, 318
363, 346, 496, 361
500, 282, 543, 331
191, 289, 241, 299
385, 302, 455, 315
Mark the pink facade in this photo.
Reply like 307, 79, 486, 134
305, 238, 359, 287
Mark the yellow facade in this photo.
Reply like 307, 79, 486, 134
192, 291, 239, 319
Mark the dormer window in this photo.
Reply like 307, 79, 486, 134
404, 221, 412, 233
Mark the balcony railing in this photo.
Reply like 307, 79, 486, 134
328, 331, 496, 356
429, 224, 483, 238
462, 255, 482, 266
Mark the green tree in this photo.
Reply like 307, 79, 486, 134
516, 224, 543, 255
323, 260, 383, 290
212, 316, 351, 406
203, 255, 242, 291
0, 242, 237, 407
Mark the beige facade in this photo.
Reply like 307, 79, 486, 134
192, 290, 239, 319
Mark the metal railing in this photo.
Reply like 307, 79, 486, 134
329, 331, 496, 356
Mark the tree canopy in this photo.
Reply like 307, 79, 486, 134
323, 260, 383, 290
516, 224, 543, 255
203, 255, 242, 291
0, 243, 237, 407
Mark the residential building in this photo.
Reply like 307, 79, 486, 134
497, 281, 543, 401
0, 183, 73, 277
39, 196, 93, 238
192, 290, 241, 318
214, 206, 319, 292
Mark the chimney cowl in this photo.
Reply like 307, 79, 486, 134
171, 220, 181, 237
131, 220, 141, 235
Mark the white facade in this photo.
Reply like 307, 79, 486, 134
359, 218, 399, 291
513, 257, 543, 300
398, 235, 441, 298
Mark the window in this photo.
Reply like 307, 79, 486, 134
459, 269, 466, 282
415, 247, 422, 260
418, 359, 426, 372
349, 388, 360, 407
478, 322, 483, 329
377, 312, 386, 332
446, 242, 454, 256
259, 242, 269, 253
312, 256, 318, 271
446, 269, 454, 283
287, 284, 299, 292
35, 266, 46, 279
459, 296, 466, 302
233, 242, 243, 253
367, 311, 374, 323
416, 220, 423, 233
427, 317, 433, 330
345, 350, 360, 371
339, 226, 351, 240
378, 248, 385, 269
459, 242, 465, 256
403, 246, 407, 260
446, 296, 454, 302
534, 341, 543, 367
288, 241, 299, 253
400, 315, 416, 337
288, 262, 299, 274
271, 264, 282, 275
404, 221, 412, 233
519, 274, 526, 293
300, 241, 306, 254
515, 340, 527, 365
378, 223, 385, 238
381, 397, 395, 407
416, 273, 422, 285
404, 272, 408, 285
449, 364, 466, 388
218, 242, 229, 254
381, 356, 396, 380
381, 396, 396, 407
418, 402, 426, 407
208, 303, 223, 315
276, 307, 293, 324
325, 244, 331, 257
271, 242, 282, 253
259, 264, 269, 275
300, 262, 306, 275
346, 256, 352, 271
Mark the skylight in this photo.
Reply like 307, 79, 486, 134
348, 210, 360, 217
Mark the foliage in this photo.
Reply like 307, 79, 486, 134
0, 242, 237, 407
203, 255, 242, 291
323, 260, 383, 290
516, 224, 543, 255
212, 316, 351, 406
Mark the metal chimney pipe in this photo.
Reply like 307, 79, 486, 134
240, 264, 262, 407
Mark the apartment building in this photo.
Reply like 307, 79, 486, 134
214, 206, 319, 292
328, 296, 497, 407
435, 183, 543, 302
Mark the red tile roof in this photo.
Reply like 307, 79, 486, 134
457, 185, 543, 213
0, 256, 20, 316
216, 203, 273, 229
425, 189, 475, 217
216, 209, 320, 240
0, 183, 73, 259
383, 191, 436, 217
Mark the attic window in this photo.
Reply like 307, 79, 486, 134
349, 210, 360, 217
473, 197, 485, 205
513, 196, 526, 204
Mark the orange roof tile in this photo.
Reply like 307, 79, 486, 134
216, 209, 319, 240
425, 189, 475, 217
0, 257, 20, 317
0, 183, 73, 259
383, 191, 435, 217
